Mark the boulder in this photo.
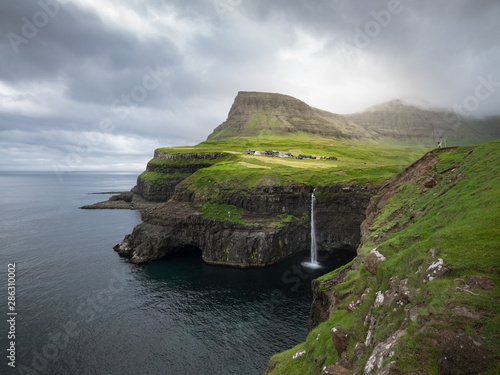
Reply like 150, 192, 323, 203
399, 279, 415, 304
364, 329, 406, 374
423, 259, 449, 282
331, 325, 349, 358
365, 248, 386, 275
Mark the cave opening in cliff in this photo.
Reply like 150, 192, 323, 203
167, 245, 203, 260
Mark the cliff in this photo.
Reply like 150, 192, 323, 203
265, 141, 500, 375
114, 182, 374, 267
133, 151, 231, 202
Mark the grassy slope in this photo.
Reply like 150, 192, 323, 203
266, 140, 500, 375
152, 133, 427, 200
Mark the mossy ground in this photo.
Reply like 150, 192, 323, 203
201, 202, 246, 224
266, 140, 500, 375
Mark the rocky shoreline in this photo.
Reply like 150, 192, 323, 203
80, 191, 160, 210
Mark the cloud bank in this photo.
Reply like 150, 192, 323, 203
1, 0, 499, 171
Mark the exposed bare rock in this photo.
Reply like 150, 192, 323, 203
331, 325, 350, 366
323, 364, 351, 374
114, 200, 308, 267
374, 291, 385, 307
292, 349, 306, 359
437, 334, 493, 375
116, 182, 372, 268
408, 306, 420, 322
450, 305, 481, 320
209, 92, 500, 144
364, 315, 377, 347
353, 342, 366, 364
378, 361, 403, 375
364, 329, 406, 374
399, 279, 415, 304
81, 192, 157, 210
423, 259, 450, 282
365, 248, 386, 275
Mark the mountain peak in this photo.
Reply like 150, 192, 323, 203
206, 91, 500, 145
207, 91, 366, 140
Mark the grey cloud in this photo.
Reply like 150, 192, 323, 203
0, 0, 499, 171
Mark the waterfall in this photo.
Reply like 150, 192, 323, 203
302, 188, 321, 269
310, 188, 318, 265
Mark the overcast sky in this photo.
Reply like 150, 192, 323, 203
1, 0, 499, 172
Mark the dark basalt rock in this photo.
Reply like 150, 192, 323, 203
114, 200, 308, 267
114, 184, 374, 268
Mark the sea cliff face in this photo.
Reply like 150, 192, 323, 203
133, 151, 231, 202
114, 182, 373, 267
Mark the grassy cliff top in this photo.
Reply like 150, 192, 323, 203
151, 133, 429, 197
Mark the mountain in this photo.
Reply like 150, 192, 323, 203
207, 91, 374, 141
208, 92, 500, 146
346, 99, 500, 145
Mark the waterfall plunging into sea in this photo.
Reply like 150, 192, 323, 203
303, 188, 321, 269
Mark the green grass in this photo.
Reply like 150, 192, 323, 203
153, 133, 427, 203
201, 202, 246, 224
138, 170, 192, 185
143, 133, 428, 204
266, 140, 500, 374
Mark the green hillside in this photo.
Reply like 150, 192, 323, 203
265, 140, 500, 375
151, 132, 427, 196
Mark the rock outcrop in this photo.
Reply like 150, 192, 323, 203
114, 183, 373, 267
114, 200, 309, 267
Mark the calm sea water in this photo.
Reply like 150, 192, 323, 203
0, 172, 354, 375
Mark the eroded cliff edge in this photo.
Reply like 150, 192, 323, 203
114, 177, 374, 267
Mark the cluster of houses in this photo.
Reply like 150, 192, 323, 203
245, 150, 338, 160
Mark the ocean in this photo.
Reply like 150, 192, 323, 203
0, 171, 353, 375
